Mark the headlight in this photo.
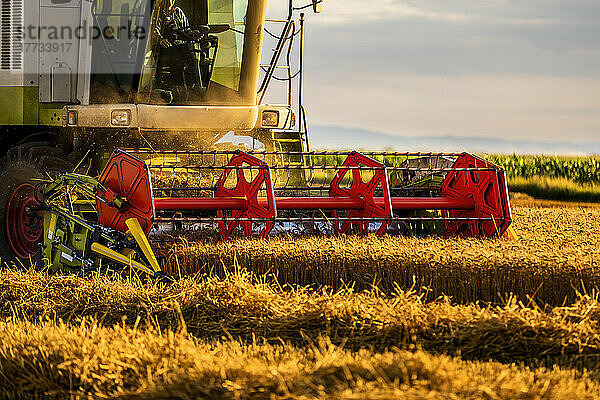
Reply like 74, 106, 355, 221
262, 110, 280, 128
111, 110, 131, 126
67, 110, 78, 126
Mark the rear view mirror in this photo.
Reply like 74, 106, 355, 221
312, 0, 322, 13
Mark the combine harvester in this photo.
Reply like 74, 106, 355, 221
0, 0, 512, 278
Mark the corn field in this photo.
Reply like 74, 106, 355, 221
488, 154, 600, 184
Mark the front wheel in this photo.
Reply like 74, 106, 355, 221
5, 182, 44, 259
0, 144, 74, 263
0, 161, 44, 262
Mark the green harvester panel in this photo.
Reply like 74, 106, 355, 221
0, 87, 63, 126
0, 87, 39, 125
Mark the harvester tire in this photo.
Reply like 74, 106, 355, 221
0, 144, 74, 265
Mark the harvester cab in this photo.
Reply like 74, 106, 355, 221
1, 0, 310, 158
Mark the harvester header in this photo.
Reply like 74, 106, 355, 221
9, 149, 512, 279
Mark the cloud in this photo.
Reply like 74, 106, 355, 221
302, 73, 600, 143
297, 0, 564, 26
310, 1, 473, 24
299, 10, 600, 77
262, 1, 600, 142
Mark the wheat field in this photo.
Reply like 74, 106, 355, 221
2, 204, 600, 398
159, 205, 600, 306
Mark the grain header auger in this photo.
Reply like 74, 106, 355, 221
26, 148, 513, 279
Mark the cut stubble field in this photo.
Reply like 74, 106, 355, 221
2, 319, 600, 399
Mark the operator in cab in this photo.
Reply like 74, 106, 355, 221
154, 0, 207, 102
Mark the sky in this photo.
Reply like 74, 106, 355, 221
264, 0, 600, 145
